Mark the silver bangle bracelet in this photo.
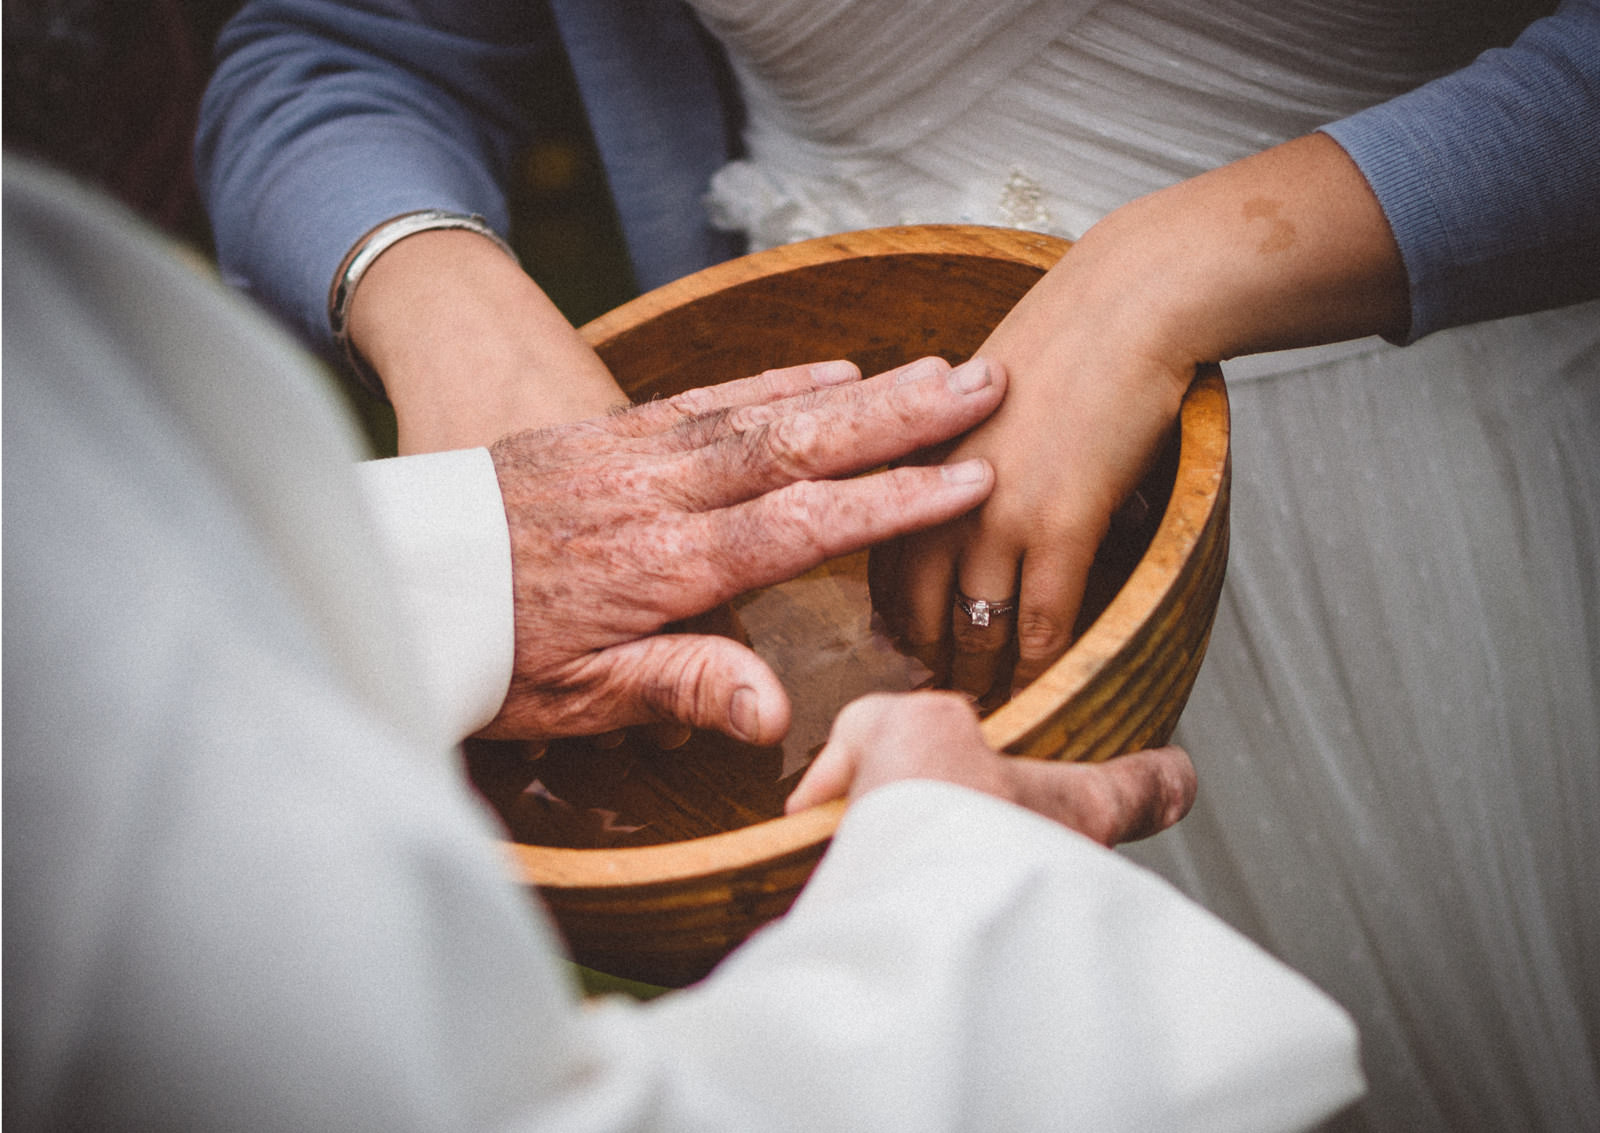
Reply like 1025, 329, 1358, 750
327, 209, 518, 393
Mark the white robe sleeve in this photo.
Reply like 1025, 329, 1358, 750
354, 449, 516, 740
343, 457, 1363, 1129
583, 780, 1365, 1133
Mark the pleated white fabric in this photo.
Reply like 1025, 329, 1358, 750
700, 0, 1493, 245
690, 2, 1600, 1129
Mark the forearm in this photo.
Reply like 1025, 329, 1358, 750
914, 134, 1407, 685
999, 1, 1599, 368
1007, 132, 1407, 383
346, 229, 628, 453
196, 0, 542, 351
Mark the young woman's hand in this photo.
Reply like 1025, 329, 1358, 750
871, 133, 1408, 701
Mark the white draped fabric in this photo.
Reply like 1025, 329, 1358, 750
691, 2, 1600, 1130
5, 157, 1365, 1133
699, 0, 1486, 246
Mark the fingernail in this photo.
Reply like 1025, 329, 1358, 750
947, 357, 992, 393
810, 359, 860, 385
593, 730, 626, 750
894, 357, 945, 384
941, 458, 988, 485
730, 686, 761, 742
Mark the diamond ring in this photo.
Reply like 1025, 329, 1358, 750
955, 592, 1017, 628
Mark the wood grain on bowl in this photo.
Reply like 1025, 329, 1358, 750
466, 226, 1230, 988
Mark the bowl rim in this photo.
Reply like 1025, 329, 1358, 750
506, 224, 1229, 891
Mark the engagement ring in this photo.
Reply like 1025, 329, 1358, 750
956, 592, 1017, 629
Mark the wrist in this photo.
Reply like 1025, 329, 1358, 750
348, 228, 629, 453
330, 211, 517, 393
1071, 132, 1409, 368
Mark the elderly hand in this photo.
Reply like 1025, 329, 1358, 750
478, 355, 1007, 743
786, 691, 1196, 846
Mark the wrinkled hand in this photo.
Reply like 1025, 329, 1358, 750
786, 691, 1196, 846
478, 356, 1007, 743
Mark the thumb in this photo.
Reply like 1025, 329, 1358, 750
784, 728, 861, 814
586, 633, 793, 745
1009, 745, 1197, 846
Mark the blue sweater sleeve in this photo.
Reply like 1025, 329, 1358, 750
195, 0, 549, 353
1321, 0, 1600, 343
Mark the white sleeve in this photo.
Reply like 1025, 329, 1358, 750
333, 461, 1364, 1132
354, 448, 514, 740
586, 780, 1365, 1133
342, 461, 1362, 1130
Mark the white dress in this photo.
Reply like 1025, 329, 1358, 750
690, 2, 1600, 1130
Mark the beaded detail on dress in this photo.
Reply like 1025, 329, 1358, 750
694, 0, 1495, 248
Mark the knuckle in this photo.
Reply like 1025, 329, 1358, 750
871, 467, 930, 524
663, 384, 719, 420
722, 400, 779, 434
1084, 756, 1192, 845
890, 369, 951, 424
760, 411, 825, 478
1015, 609, 1071, 662
971, 487, 1032, 536
1075, 776, 1127, 846
769, 477, 833, 532
653, 649, 716, 723
912, 689, 980, 728
839, 689, 968, 748
951, 619, 1005, 654
669, 406, 733, 449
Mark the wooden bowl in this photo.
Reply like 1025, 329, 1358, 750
465, 225, 1230, 987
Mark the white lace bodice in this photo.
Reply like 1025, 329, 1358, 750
693, 0, 1511, 246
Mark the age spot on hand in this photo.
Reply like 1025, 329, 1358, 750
1243, 197, 1296, 254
